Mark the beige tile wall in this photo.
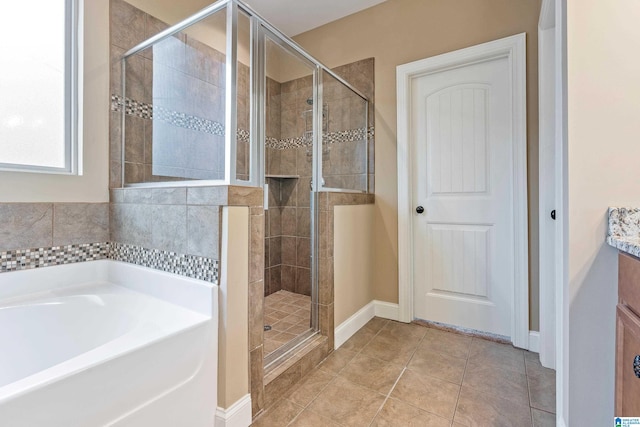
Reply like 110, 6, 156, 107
0, 203, 109, 253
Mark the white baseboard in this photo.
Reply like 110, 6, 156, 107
374, 300, 400, 321
215, 394, 252, 427
529, 331, 540, 353
334, 300, 401, 350
334, 302, 376, 349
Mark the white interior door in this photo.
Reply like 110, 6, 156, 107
412, 54, 515, 338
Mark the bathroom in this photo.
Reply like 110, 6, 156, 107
7, 0, 623, 425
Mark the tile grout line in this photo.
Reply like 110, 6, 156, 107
524, 352, 539, 426
283, 319, 391, 427
451, 337, 474, 426
366, 326, 431, 426
367, 366, 408, 427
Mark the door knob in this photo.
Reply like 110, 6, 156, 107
416, 206, 425, 214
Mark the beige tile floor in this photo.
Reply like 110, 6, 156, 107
264, 290, 312, 356
252, 318, 556, 427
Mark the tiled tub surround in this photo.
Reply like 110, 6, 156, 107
0, 201, 219, 282
607, 207, 640, 257
1, 243, 109, 274
113, 184, 266, 418
0, 203, 110, 273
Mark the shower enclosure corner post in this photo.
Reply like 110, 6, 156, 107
225, 1, 239, 185
310, 66, 324, 332
251, 13, 265, 188
365, 98, 370, 193
120, 57, 126, 188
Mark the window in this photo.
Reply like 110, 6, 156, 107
0, 0, 81, 174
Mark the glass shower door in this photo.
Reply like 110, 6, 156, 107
261, 29, 319, 368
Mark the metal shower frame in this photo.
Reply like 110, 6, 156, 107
121, 0, 369, 193
120, 0, 370, 367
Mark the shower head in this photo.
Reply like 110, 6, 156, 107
306, 97, 313, 105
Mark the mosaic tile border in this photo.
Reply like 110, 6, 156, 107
111, 95, 225, 137
0, 241, 219, 284
112, 94, 374, 150
265, 127, 375, 150
0, 242, 109, 273
109, 242, 219, 283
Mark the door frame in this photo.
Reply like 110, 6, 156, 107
538, 0, 557, 369
396, 33, 530, 349
538, 0, 568, 424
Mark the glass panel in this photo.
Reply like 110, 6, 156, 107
321, 73, 368, 192
263, 32, 317, 362
123, 7, 227, 184
235, 11, 251, 182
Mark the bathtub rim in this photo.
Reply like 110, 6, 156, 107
0, 260, 218, 404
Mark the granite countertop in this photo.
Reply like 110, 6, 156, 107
607, 207, 640, 257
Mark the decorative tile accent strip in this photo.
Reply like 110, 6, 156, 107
265, 126, 375, 150
237, 128, 250, 144
111, 95, 224, 136
607, 207, 640, 257
112, 94, 374, 150
0, 242, 109, 273
109, 242, 219, 283
0, 241, 219, 284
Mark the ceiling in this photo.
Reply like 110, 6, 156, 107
243, 0, 388, 36
126, 0, 388, 36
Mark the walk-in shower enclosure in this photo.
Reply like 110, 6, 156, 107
118, 0, 370, 368
119, 0, 369, 190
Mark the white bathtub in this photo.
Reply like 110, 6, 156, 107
0, 260, 218, 427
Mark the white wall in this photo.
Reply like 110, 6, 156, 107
334, 204, 374, 326
566, 0, 640, 424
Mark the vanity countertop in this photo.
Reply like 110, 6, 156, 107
607, 207, 640, 257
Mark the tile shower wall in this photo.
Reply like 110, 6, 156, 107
110, 0, 251, 187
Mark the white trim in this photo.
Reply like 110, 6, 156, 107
557, 417, 567, 427
334, 302, 375, 349
215, 394, 252, 427
374, 300, 400, 321
396, 33, 530, 348
555, 0, 568, 423
538, 0, 557, 371
539, 0, 556, 29
528, 331, 540, 353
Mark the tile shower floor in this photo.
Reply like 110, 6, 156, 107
264, 290, 312, 355
253, 318, 556, 427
